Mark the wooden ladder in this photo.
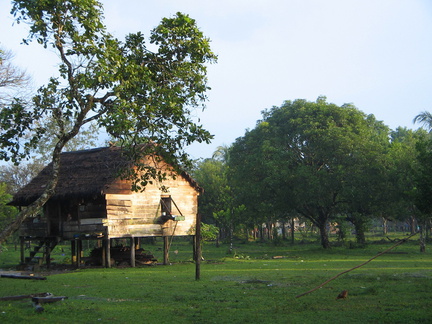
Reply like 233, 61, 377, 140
25, 237, 59, 267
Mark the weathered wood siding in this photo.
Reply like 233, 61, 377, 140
105, 173, 198, 239
43, 198, 108, 240
19, 160, 199, 241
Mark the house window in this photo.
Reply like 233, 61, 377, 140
160, 197, 185, 222
161, 197, 172, 216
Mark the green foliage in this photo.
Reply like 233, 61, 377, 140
229, 97, 390, 248
192, 147, 246, 241
414, 138, 432, 216
385, 128, 428, 219
413, 111, 432, 131
0, 183, 17, 231
200, 222, 219, 241
193, 158, 229, 224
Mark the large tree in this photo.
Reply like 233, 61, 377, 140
412, 111, 432, 251
193, 145, 250, 245
230, 97, 388, 248
193, 158, 232, 242
339, 115, 390, 244
229, 122, 283, 240
0, 47, 30, 103
193, 158, 229, 225
385, 128, 428, 228
413, 136, 432, 252
0, 0, 216, 243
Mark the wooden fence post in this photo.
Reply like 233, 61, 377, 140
163, 236, 169, 265
195, 213, 202, 280
130, 236, 135, 267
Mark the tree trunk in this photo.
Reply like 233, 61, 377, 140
409, 216, 417, 235
355, 229, 366, 245
351, 217, 367, 245
290, 218, 295, 244
281, 221, 286, 240
382, 218, 388, 235
266, 222, 272, 241
317, 222, 331, 249
0, 114, 84, 244
337, 224, 345, 242
419, 225, 426, 253
0, 160, 60, 244
195, 213, 202, 280
229, 221, 233, 253
259, 225, 264, 241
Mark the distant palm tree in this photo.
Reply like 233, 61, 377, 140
413, 111, 432, 131
212, 145, 230, 162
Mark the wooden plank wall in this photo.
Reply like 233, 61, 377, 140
105, 174, 198, 239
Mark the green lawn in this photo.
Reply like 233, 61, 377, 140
0, 236, 431, 323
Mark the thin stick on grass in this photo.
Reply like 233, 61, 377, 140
0, 292, 51, 301
295, 231, 419, 298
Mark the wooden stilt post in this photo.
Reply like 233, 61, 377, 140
101, 239, 106, 267
45, 243, 51, 269
71, 240, 76, 268
193, 235, 197, 261
106, 238, 111, 268
77, 239, 82, 268
163, 236, 169, 265
130, 236, 135, 267
195, 213, 202, 280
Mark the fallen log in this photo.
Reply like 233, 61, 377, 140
32, 296, 68, 304
0, 274, 46, 280
0, 292, 52, 301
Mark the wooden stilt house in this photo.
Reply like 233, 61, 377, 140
9, 146, 202, 268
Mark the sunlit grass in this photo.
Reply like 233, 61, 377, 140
0, 235, 431, 323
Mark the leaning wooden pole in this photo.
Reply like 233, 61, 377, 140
295, 231, 419, 298
195, 213, 202, 280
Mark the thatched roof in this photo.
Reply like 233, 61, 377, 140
9, 146, 201, 206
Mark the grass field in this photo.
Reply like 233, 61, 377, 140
0, 235, 431, 323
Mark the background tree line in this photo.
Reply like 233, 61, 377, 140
193, 97, 432, 250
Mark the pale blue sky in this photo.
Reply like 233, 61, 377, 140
1, 0, 432, 159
